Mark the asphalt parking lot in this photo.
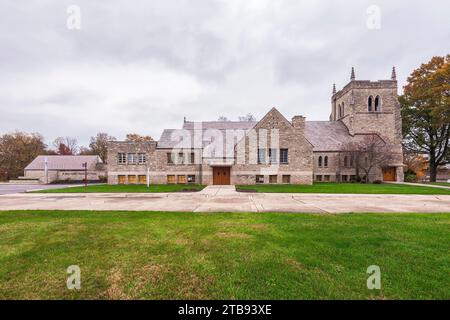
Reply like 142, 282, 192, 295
0, 184, 79, 195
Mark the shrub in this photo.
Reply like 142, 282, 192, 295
404, 170, 417, 183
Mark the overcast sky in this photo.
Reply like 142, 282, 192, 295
0, 0, 449, 147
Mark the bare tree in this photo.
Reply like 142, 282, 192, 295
342, 135, 394, 182
238, 113, 256, 122
88, 133, 116, 163
218, 116, 229, 121
53, 137, 78, 155
125, 133, 153, 142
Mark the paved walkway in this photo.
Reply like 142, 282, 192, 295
0, 186, 449, 213
386, 181, 450, 190
0, 183, 84, 195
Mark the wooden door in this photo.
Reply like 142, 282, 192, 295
213, 167, 231, 185
383, 167, 396, 181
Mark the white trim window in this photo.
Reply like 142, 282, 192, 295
118, 153, 126, 164
257, 149, 266, 164
138, 153, 146, 164
127, 153, 137, 165
269, 149, 278, 164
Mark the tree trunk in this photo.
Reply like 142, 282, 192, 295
429, 150, 437, 182
429, 164, 438, 182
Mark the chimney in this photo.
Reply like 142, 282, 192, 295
292, 115, 306, 132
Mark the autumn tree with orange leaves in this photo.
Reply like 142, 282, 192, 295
400, 55, 450, 182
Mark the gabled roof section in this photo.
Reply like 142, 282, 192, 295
25, 155, 102, 171
253, 107, 293, 130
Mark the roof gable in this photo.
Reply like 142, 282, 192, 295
253, 107, 293, 131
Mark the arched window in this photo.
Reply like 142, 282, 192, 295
318, 156, 323, 167
344, 156, 348, 167
350, 156, 354, 167
368, 96, 373, 112
374, 95, 381, 111
324, 156, 328, 167
342, 102, 345, 117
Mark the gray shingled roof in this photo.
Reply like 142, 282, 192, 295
182, 121, 257, 130
305, 121, 382, 151
158, 121, 257, 149
159, 119, 370, 152
25, 155, 102, 171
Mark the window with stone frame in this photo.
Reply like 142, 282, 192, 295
118, 153, 126, 164
269, 175, 277, 183
368, 96, 373, 112
374, 95, 381, 111
127, 153, 137, 165
324, 175, 330, 181
178, 152, 184, 164
257, 149, 266, 164
190, 152, 195, 164
268, 149, 278, 164
138, 153, 146, 164
167, 175, 176, 184
282, 175, 291, 184
167, 153, 174, 164
344, 156, 348, 167
128, 175, 137, 184
280, 149, 288, 164
138, 175, 147, 184
187, 175, 196, 183
256, 175, 264, 184
341, 175, 348, 182
316, 175, 322, 182
177, 175, 186, 184
318, 156, 323, 167
324, 156, 329, 167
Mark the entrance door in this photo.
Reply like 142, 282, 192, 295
383, 167, 396, 181
213, 167, 231, 185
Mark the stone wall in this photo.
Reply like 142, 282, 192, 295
331, 78, 404, 182
232, 108, 314, 185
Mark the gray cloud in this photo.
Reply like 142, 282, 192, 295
0, 0, 449, 147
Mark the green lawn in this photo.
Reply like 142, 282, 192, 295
236, 182, 450, 195
0, 211, 449, 299
34, 184, 205, 193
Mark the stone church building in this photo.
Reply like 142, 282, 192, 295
107, 68, 404, 185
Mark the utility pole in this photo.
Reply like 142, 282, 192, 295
82, 162, 87, 189
44, 157, 48, 184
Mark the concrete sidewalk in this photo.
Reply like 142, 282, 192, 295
0, 187, 449, 213
386, 181, 450, 190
